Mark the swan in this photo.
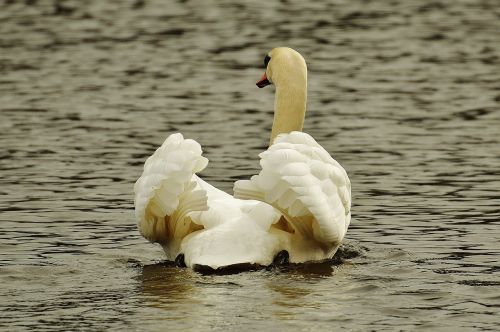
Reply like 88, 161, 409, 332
134, 47, 351, 270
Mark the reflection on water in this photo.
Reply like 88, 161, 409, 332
140, 262, 197, 303
1, 0, 500, 330
136, 246, 362, 327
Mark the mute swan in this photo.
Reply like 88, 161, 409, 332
134, 47, 351, 270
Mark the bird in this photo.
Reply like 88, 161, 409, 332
134, 47, 351, 271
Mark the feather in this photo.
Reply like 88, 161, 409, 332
233, 131, 351, 246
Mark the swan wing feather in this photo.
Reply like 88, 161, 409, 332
234, 131, 351, 246
134, 133, 209, 256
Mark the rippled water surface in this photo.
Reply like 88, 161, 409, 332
1, 0, 500, 330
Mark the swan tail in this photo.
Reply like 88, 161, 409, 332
234, 131, 351, 250
134, 133, 209, 249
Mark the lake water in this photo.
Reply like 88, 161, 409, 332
1, 0, 499, 330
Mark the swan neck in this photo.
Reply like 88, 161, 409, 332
270, 81, 307, 145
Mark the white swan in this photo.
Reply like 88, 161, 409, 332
134, 47, 351, 270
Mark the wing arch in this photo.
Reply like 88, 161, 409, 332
134, 133, 209, 258
234, 131, 351, 248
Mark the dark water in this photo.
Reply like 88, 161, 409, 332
1, 0, 499, 330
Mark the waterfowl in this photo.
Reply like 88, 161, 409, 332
134, 47, 351, 270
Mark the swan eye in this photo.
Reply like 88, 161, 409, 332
264, 55, 271, 68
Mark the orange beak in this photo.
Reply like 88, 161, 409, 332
256, 73, 271, 88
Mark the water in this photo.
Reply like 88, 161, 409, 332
1, 0, 499, 330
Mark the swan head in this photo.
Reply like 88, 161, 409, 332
256, 47, 307, 89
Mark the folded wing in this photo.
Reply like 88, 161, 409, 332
134, 133, 209, 259
234, 131, 351, 251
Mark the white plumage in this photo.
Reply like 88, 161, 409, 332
234, 131, 351, 259
134, 131, 350, 269
134, 133, 283, 268
134, 47, 352, 269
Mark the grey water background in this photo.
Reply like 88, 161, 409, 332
1, 0, 499, 330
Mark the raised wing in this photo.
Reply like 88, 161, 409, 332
234, 131, 351, 249
134, 133, 209, 259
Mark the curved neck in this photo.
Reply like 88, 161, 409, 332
270, 80, 307, 145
